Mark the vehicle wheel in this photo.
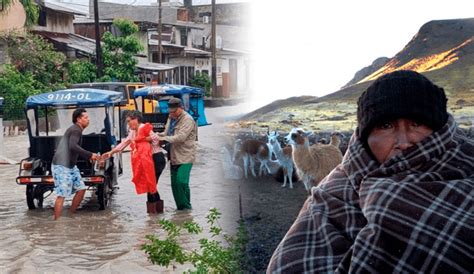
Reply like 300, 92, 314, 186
98, 175, 111, 210
26, 185, 36, 209
35, 187, 44, 208
26, 185, 44, 209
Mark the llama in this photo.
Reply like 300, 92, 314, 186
267, 131, 295, 188
329, 132, 344, 147
286, 128, 343, 191
233, 138, 272, 179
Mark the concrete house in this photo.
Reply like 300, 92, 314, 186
185, 2, 251, 97
32, 0, 97, 59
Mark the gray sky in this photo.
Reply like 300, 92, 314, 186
60, 0, 246, 12
249, 0, 474, 109
53, 0, 473, 109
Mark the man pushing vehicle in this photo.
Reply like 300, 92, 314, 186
52, 108, 99, 220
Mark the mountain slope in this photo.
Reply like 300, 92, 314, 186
238, 18, 474, 131
240, 96, 317, 120
360, 18, 474, 84
343, 57, 389, 88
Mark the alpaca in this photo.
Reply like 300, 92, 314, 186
267, 131, 295, 188
286, 128, 343, 191
233, 138, 272, 179
329, 132, 344, 147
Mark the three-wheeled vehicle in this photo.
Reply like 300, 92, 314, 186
70, 82, 158, 138
70, 82, 151, 112
16, 89, 124, 210
133, 84, 211, 134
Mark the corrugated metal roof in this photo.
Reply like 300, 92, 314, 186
136, 61, 178, 72
184, 47, 210, 56
34, 31, 96, 55
37, 0, 87, 16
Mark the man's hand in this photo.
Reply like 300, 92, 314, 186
102, 151, 113, 159
90, 153, 99, 162
145, 136, 152, 142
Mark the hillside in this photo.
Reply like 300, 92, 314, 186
234, 18, 474, 132
342, 57, 389, 88
240, 96, 317, 120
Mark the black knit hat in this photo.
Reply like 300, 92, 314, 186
357, 70, 448, 143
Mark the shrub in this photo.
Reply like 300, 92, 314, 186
67, 59, 97, 84
188, 73, 211, 97
142, 208, 248, 273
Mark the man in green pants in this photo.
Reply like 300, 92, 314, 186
157, 98, 197, 210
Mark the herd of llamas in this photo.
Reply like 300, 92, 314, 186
229, 128, 347, 192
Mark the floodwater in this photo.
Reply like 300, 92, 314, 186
0, 105, 246, 273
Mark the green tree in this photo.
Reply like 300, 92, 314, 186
2, 32, 66, 91
101, 18, 143, 82
188, 73, 211, 97
0, 65, 41, 120
0, 32, 66, 120
67, 59, 97, 84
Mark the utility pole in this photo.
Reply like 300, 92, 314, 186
93, 0, 103, 78
157, 0, 163, 83
211, 0, 217, 97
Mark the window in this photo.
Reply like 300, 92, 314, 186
180, 30, 187, 46
115, 86, 127, 100
38, 9, 47, 27
180, 66, 185, 84
128, 86, 136, 99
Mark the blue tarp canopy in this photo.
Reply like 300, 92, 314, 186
133, 84, 204, 98
133, 84, 210, 127
26, 89, 123, 108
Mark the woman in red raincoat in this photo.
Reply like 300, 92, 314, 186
131, 122, 157, 195
104, 111, 161, 214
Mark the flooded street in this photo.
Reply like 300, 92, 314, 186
0, 105, 245, 273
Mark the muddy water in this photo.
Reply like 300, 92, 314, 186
0, 105, 246, 273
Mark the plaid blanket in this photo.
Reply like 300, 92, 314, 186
268, 116, 474, 273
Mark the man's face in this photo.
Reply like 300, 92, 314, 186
127, 117, 140, 130
367, 118, 433, 164
76, 112, 90, 129
169, 107, 183, 119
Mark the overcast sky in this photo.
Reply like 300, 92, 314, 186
56, 0, 473, 110
61, 0, 245, 11
249, 0, 474, 110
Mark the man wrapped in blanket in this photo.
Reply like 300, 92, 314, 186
268, 70, 473, 273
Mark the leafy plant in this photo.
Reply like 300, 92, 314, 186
142, 208, 248, 273
0, 0, 39, 27
0, 65, 41, 120
101, 18, 143, 82
20, 0, 39, 27
188, 73, 211, 97
2, 32, 66, 91
0, 32, 66, 120
67, 59, 97, 84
